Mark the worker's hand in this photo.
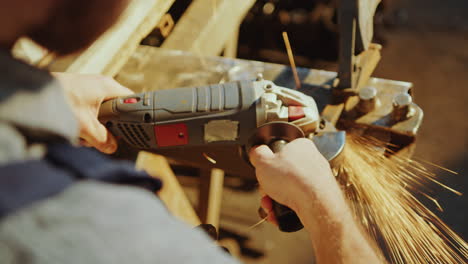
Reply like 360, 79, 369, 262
249, 138, 338, 222
53, 72, 133, 154
252, 139, 384, 263
259, 195, 278, 225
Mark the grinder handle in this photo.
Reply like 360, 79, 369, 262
268, 140, 304, 232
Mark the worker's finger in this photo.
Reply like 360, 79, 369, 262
258, 186, 265, 195
260, 196, 278, 226
81, 131, 117, 154
81, 120, 117, 154
79, 139, 92, 147
100, 131, 118, 154
258, 207, 268, 219
249, 145, 275, 167
284, 138, 322, 157
102, 78, 134, 101
261, 195, 273, 212
267, 212, 278, 226
82, 114, 106, 142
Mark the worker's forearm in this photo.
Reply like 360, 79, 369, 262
295, 183, 384, 264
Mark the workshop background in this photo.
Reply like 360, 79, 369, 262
196, 0, 467, 263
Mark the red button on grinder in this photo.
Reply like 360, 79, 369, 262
288, 106, 305, 121
123, 98, 139, 104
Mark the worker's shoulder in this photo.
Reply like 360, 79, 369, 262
0, 181, 168, 233
0, 182, 238, 264
0, 182, 164, 263
33, 181, 167, 219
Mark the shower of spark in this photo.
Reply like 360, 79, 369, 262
336, 133, 467, 263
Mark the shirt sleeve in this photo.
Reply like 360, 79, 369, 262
0, 182, 241, 264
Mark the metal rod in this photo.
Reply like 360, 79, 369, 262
282, 31, 301, 90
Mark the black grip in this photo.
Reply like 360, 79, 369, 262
268, 140, 304, 232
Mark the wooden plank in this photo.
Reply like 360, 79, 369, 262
198, 168, 225, 229
223, 28, 239, 58
161, 0, 255, 56
322, 104, 345, 125
136, 151, 201, 227
50, 0, 175, 76
11, 38, 48, 65
355, 43, 382, 90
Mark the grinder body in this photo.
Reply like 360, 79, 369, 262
99, 80, 262, 151
99, 79, 329, 177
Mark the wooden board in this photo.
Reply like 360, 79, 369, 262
11, 38, 48, 65
49, 0, 175, 76
136, 152, 201, 227
198, 169, 225, 229
161, 0, 255, 56
223, 28, 239, 58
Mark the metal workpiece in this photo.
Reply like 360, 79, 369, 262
392, 93, 414, 122
391, 102, 424, 137
356, 86, 379, 113
337, 78, 423, 155
256, 73, 264, 81
340, 79, 416, 128
359, 86, 378, 100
